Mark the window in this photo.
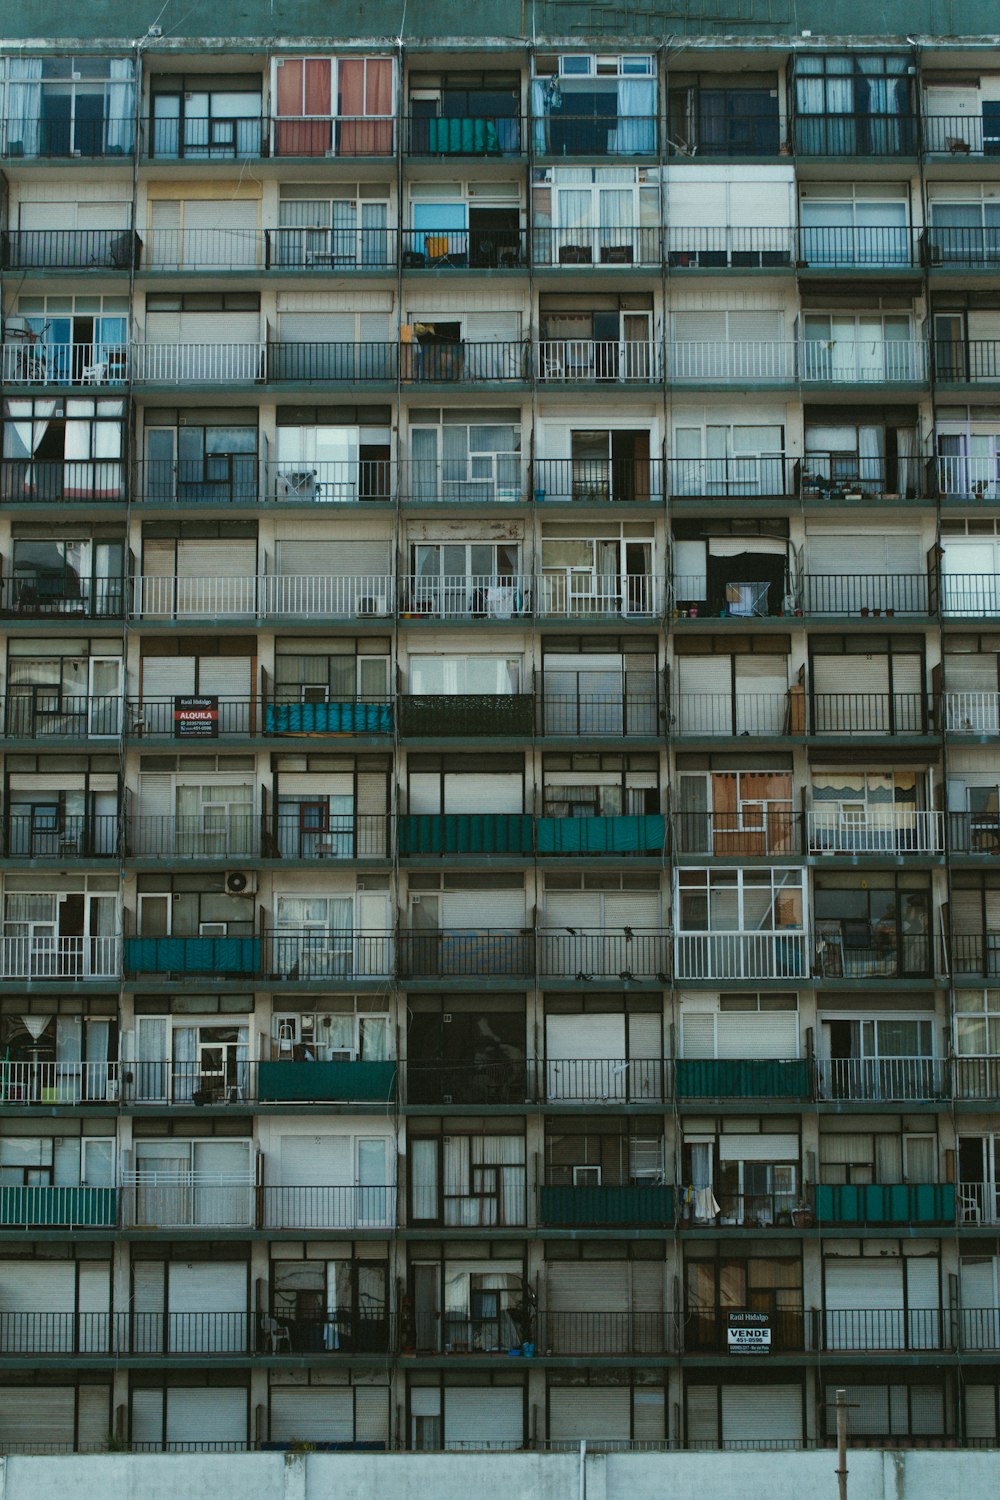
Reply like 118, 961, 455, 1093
149, 73, 262, 159
5, 55, 136, 158
532, 56, 656, 157
276, 185, 390, 269
794, 54, 914, 156
408, 412, 521, 504
2, 396, 124, 503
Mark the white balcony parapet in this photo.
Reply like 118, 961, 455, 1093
0, 934, 120, 980
674, 930, 807, 981
806, 809, 943, 855
132, 341, 265, 384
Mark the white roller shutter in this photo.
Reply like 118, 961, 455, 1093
721, 1385, 802, 1445
177, 540, 256, 579
0, 1260, 75, 1313
813, 655, 889, 695
77, 1386, 111, 1449
718, 1133, 798, 1161
941, 542, 997, 615
178, 312, 259, 344
166, 1387, 247, 1447
279, 1134, 351, 1187
445, 1387, 523, 1449
548, 1386, 630, 1442
965, 1387, 998, 1441
444, 773, 521, 814
730, 176, 793, 230
355, 1386, 390, 1445
78, 1262, 111, 1354
131, 1388, 164, 1446
906, 1258, 940, 1349
604, 892, 660, 928
676, 657, 731, 734
632, 1389, 665, 1442
960, 1259, 1000, 1349
134, 1261, 166, 1354
542, 891, 602, 928
442, 890, 524, 927
825, 1259, 904, 1349
546, 1014, 626, 1100
465, 313, 520, 341
142, 657, 196, 696
270, 1388, 354, 1444
735, 657, 787, 735
667, 178, 726, 227
686, 1385, 719, 1445
547, 1263, 629, 1313
183, 200, 258, 269
717, 1010, 799, 1059
682, 1011, 717, 1058
169, 1262, 247, 1353
276, 540, 390, 577
198, 657, 253, 698
137, 773, 174, 820
281, 313, 354, 342
0, 1387, 76, 1447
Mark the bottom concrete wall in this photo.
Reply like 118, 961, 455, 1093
1, 1450, 998, 1500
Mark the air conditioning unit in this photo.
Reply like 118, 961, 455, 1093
225, 869, 257, 896
358, 593, 388, 616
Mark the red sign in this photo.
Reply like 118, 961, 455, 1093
174, 695, 218, 738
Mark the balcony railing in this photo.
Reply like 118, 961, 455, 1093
405, 114, 523, 156
796, 225, 916, 268
538, 1183, 673, 1227
674, 1058, 810, 1101
141, 228, 266, 272
397, 693, 534, 738
674, 931, 806, 981
0, 1311, 250, 1356
131, 574, 395, 620
406, 1059, 531, 1106
532, 116, 658, 158
401, 228, 527, 269
0, 576, 126, 619
800, 339, 926, 383
0, 1185, 117, 1228
263, 930, 393, 981
538, 1311, 671, 1355
923, 225, 1000, 269
950, 933, 1000, 979
943, 691, 1000, 734
127, 1058, 396, 1106
136, 456, 261, 506
397, 929, 532, 979
935, 341, 1000, 382
923, 115, 992, 155
815, 934, 933, 980
665, 226, 794, 268
537, 339, 661, 383
673, 810, 800, 857
121, 1173, 255, 1228
958, 1181, 1000, 1224
259, 1184, 395, 1230
815, 1057, 946, 1102
806, 809, 943, 855
666, 455, 793, 499
266, 226, 396, 270
266, 459, 393, 504
145, 115, 265, 159
537, 574, 663, 618
935, 456, 999, 501
537, 928, 670, 980
792, 114, 918, 158
126, 814, 260, 859
821, 1307, 942, 1352
124, 935, 260, 978
270, 117, 395, 157
946, 811, 1000, 855
940, 574, 1000, 616
533, 459, 663, 505
0, 1059, 120, 1105
800, 455, 917, 500
809, 692, 930, 736
4, 692, 122, 740
398, 813, 532, 857
399, 456, 525, 505
1, 341, 127, 386
2, 118, 137, 159
534, 225, 661, 267
400, 574, 531, 619
953, 1055, 1000, 1100
2, 813, 120, 859
668, 340, 793, 382
670, 692, 791, 738
0, 459, 125, 506
798, 573, 929, 615
132, 342, 265, 384
270, 339, 526, 383
540, 691, 662, 738
541, 1056, 667, 1103
1, 228, 138, 271
815, 1183, 955, 1225
0, 935, 120, 980
130, 697, 257, 739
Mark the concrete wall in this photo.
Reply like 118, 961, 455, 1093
0, 1450, 997, 1500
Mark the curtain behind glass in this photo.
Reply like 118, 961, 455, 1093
106, 59, 136, 153
8, 58, 42, 157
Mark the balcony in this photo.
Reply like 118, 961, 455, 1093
958, 1182, 1000, 1225
400, 574, 531, 620
800, 454, 921, 502
951, 933, 1000, 979
538, 1311, 671, 1355
136, 456, 262, 507
821, 1307, 941, 1352
537, 339, 661, 384
263, 930, 392, 982
935, 342, 1000, 384
269, 117, 395, 158
2, 118, 137, 160
673, 810, 801, 858
666, 455, 793, 500
535, 814, 666, 855
405, 114, 523, 156
139, 228, 265, 273
798, 574, 929, 616
533, 459, 662, 506
266, 226, 396, 272
670, 692, 792, 738
953, 1056, 1000, 1100
531, 115, 658, 159
922, 225, 1000, 270
541, 691, 662, 738
815, 1183, 954, 1226
0, 935, 119, 981
401, 228, 527, 270
674, 1058, 810, 1101
534, 226, 660, 268
121, 1173, 255, 1229
0, 460, 125, 507
541, 1056, 667, 1103
0, 1311, 251, 1357
265, 459, 393, 505
537, 574, 663, 619
399, 456, 525, 505
0, 575, 125, 620
809, 692, 931, 737
806, 810, 943, 855
0, 1185, 117, 1229
260, 1184, 394, 1231
815, 934, 933, 981
145, 114, 265, 159
674, 931, 807, 981
262, 698, 393, 738
935, 457, 999, 502
0, 1059, 119, 1105
124, 935, 260, 978
800, 339, 926, 384
943, 692, 1000, 735
538, 1184, 673, 1227
128, 1058, 397, 1106
269, 340, 526, 385
131, 574, 395, 622
397, 929, 531, 980
4, 692, 122, 741
796, 225, 917, 270
538, 928, 669, 981
1, 341, 127, 387
667, 340, 793, 383
941, 575, 1000, 618
946, 812, 1000, 856
398, 813, 533, 857
665, 227, 794, 269
406, 1059, 530, 1106
923, 115, 994, 155
791, 114, 918, 158
1, 229, 139, 271
815, 1057, 945, 1101
397, 694, 534, 738
130, 697, 258, 739
133, 342, 264, 385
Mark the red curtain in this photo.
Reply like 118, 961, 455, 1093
275, 58, 332, 156
339, 59, 393, 155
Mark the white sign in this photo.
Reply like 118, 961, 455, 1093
727, 1313, 771, 1354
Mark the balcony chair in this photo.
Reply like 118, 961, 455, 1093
261, 1313, 292, 1353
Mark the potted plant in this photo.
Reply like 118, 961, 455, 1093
792, 1197, 815, 1229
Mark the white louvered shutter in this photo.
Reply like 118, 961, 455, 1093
548, 1386, 630, 1441
444, 773, 521, 814
686, 1385, 719, 1445
168, 1262, 247, 1353
279, 1134, 351, 1186
542, 891, 602, 928
270, 1388, 354, 1443
824, 1259, 904, 1349
442, 890, 524, 927
166, 1386, 247, 1446
722, 1385, 802, 1444
142, 657, 196, 696
735, 656, 787, 735
682, 1011, 717, 1058
445, 1386, 523, 1449
77, 1386, 111, 1449
717, 1010, 798, 1059
632, 1389, 665, 1442
133, 1261, 166, 1353
130, 1388, 164, 1446
78, 1261, 111, 1353
906, 1257, 940, 1349
676, 657, 731, 734
0, 1388, 76, 1447
355, 1386, 390, 1445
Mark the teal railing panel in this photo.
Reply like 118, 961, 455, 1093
257, 1059, 397, 1102
0, 1185, 117, 1228
815, 1182, 955, 1225
398, 813, 533, 855
539, 1183, 674, 1226
675, 1057, 811, 1099
535, 814, 665, 855
265, 701, 392, 735
125, 935, 260, 975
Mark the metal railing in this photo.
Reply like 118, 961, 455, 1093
957, 1182, 1000, 1224
943, 691, 1000, 734
935, 456, 999, 500
668, 340, 793, 381
940, 574, 1000, 615
141, 228, 266, 272
270, 117, 395, 157
800, 339, 926, 383
953, 1055, 1000, 1100
131, 573, 396, 620
665, 226, 794, 267
397, 929, 532, 978
923, 115, 992, 154
798, 573, 929, 615
796, 224, 916, 267
815, 1057, 945, 1102
263, 930, 393, 981
670, 693, 791, 737
673, 809, 801, 856
0, 341, 128, 385
922, 225, 1000, 269
950, 934, 1000, 979
267, 226, 396, 270
814, 935, 934, 980
0, 1311, 251, 1356
400, 574, 531, 618
0, 1059, 120, 1104
145, 115, 265, 159
533, 225, 661, 267
135, 456, 261, 506
540, 1056, 667, 1103
792, 114, 918, 157
126, 812, 390, 860
799, 456, 912, 500
132, 342, 265, 384
666, 455, 793, 499
405, 1059, 531, 1106
0, 934, 120, 979
946, 811, 1000, 854
538, 1311, 672, 1355
0, 1185, 117, 1228
806, 809, 942, 854
259, 1184, 395, 1230
0, 575, 126, 618
821, 1307, 942, 1351
536, 339, 661, 383
674, 931, 807, 981
531, 116, 658, 157
533, 459, 663, 505
666, 113, 782, 158
2, 813, 120, 859
540, 692, 662, 738
2, 228, 138, 270
401, 228, 527, 269
126, 813, 259, 859
934, 340, 1000, 382
128, 696, 257, 739
398, 693, 534, 738
127, 1057, 396, 1106
537, 574, 663, 617
398, 457, 524, 505
405, 114, 524, 156
4, 691, 123, 740
709, 1191, 800, 1226
2, 118, 137, 159
0, 459, 125, 505
537, 928, 670, 980
809, 692, 930, 736
266, 459, 393, 504
121, 1174, 256, 1228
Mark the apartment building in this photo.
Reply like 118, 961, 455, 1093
0, 8, 998, 1459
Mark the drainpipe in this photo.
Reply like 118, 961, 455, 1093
579, 1438, 587, 1500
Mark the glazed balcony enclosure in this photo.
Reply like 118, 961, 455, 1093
674, 868, 807, 981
